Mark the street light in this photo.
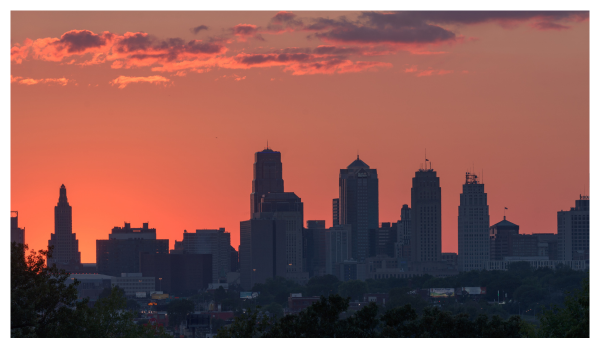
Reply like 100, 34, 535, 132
159, 277, 162, 292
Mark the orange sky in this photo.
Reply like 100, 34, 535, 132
11, 11, 589, 263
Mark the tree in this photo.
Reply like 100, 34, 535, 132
338, 279, 368, 301
166, 299, 195, 330
11, 243, 82, 337
538, 279, 589, 338
305, 274, 342, 297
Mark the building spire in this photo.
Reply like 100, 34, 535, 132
58, 184, 69, 205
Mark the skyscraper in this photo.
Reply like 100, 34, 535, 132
240, 147, 306, 289
178, 228, 231, 283
457, 172, 490, 271
250, 147, 284, 217
410, 165, 442, 262
395, 204, 411, 261
338, 156, 379, 261
557, 195, 589, 261
48, 184, 81, 267
11, 211, 25, 245
325, 224, 352, 276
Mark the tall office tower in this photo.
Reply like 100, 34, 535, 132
96, 222, 169, 277
332, 198, 340, 226
11, 211, 25, 245
305, 220, 326, 277
489, 218, 519, 260
325, 224, 352, 275
457, 172, 490, 271
557, 195, 590, 261
180, 228, 231, 283
410, 164, 442, 262
339, 156, 379, 261
410, 161, 442, 262
395, 205, 411, 260
256, 192, 304, 275
239, 218, 287, 289
241, 147, 307, 289
48, 185, 81, 267
250, 147, 284, 217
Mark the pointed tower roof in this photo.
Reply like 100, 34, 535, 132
347, 155, 370, 169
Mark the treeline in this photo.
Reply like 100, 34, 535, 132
216, 279, 588, 338
208, 262, 587, 320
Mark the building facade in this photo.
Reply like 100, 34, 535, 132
395, 204, 411, 261
489, 218, 520, 261
457, 172, 490, 271
557, 195, 589, 261
332, 198, 340, 226
325, 224, 352, 276
11, 211, 25, 245
250, 147, 284, 217
140, 253, 212, 294
178, 228, 231, 283
304, 220, 326, 278
338, 156, 379, 261
96, 222, 169, 277
48, 184, 81, 268
410, 167, 442, 263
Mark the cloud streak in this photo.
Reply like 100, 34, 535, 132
11, 75, 70, 86
110, 75, 172, 89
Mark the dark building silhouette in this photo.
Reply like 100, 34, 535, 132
230, 245, 239, 272
489, 217, 520, 260
457, 172, 490, 271
395, 205, 411, 262
557, 196, 589, 261
239, 218, 286, 290
96, 222, 169, 277
48, 184, 81, 268
241, 147, 307, 289
176, 228, 231, 283
140, 253, 212, 294
250, 147, 284, 217
410, 165, 442, 262
376, 222, 397, 258
338, 156, 379, 261
11, 211, 25, 245
304, 220, 326, 278
332, 198, 340, 226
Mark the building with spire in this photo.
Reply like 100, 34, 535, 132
48, 184, 81, 268
338, 155, 379, 261
457, 172, 490, 271
410, 163, 442, 263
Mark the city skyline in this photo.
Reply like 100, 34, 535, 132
11, 11, 589, 263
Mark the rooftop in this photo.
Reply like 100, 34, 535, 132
347, 155, 370, 169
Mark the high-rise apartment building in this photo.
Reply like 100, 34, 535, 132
48, 184, 81, 267
410, 166, 442, 262
457, 172, 490, 271
96, 222, 169, 277
11, 211, 25, 245
338, 156, 379, 261
177, 228, 231, 283
250, 147, 284, 217
304, 220, 326, 278
557, 196, 590, 261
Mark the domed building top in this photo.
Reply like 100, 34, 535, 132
347, 155, 370, 169
492, 217, 519, 228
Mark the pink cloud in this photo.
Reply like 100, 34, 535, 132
11, 75, 70, 86
109, 75, 172, 89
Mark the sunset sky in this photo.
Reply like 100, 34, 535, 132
10, 11, 589, 263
